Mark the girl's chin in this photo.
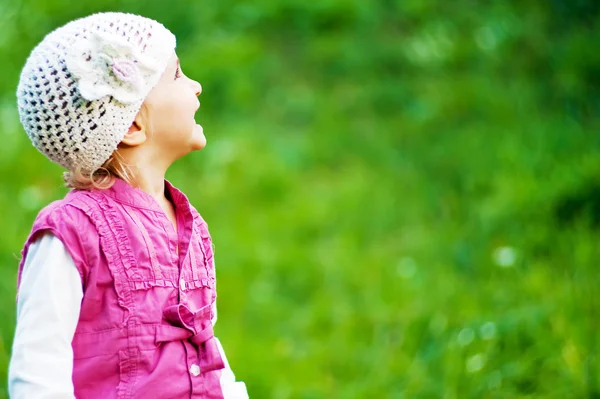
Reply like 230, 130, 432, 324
191, 124, 207, 150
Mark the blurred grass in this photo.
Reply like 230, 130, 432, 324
0, 0, 599, 398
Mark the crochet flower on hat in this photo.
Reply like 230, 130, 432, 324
66, 30, 159, 104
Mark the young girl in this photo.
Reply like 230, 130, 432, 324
8, 12, 248, 399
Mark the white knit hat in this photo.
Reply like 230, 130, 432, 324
17, 12, 176, 174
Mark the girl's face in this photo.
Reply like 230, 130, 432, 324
142, 52, 204, 162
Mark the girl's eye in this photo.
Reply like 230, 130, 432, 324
175, 67, 182, 80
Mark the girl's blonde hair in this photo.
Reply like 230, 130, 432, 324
63, 104, 150, 190
63, 151, 136, 190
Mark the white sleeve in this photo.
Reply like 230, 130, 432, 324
212, 267, 248, 398
8, 234, 83, 399
216, 337, 249, 399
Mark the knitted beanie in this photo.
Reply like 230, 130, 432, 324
17, 12, 176, 174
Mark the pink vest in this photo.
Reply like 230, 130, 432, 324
18, 179, 225, 399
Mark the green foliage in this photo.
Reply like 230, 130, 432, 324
0, 0, 599, 397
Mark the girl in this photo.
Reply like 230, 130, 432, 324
8, 12, 248, 399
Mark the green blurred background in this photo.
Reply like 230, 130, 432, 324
1, 0, 599, 397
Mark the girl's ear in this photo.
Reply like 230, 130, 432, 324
120, 112, 148, 147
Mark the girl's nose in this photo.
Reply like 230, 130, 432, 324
190, 79, 202, 97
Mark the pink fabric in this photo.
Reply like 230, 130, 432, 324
18, 179, 225, 399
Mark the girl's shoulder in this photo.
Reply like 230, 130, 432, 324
24, 191, 102, 286
32, 190, 100, 233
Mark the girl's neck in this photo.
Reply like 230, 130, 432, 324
126, 163, 178, 232
133, 172, 167, 202
117, 143, 179, 227
120, 147, 171, 202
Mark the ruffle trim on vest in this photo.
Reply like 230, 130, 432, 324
129, 277, 214, 291
96, 194, 138, 281
74, 191, 217, 293
186, 278, 216, 290
74, 191, 137, 309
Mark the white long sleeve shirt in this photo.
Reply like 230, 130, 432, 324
9, 234, 247, 399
